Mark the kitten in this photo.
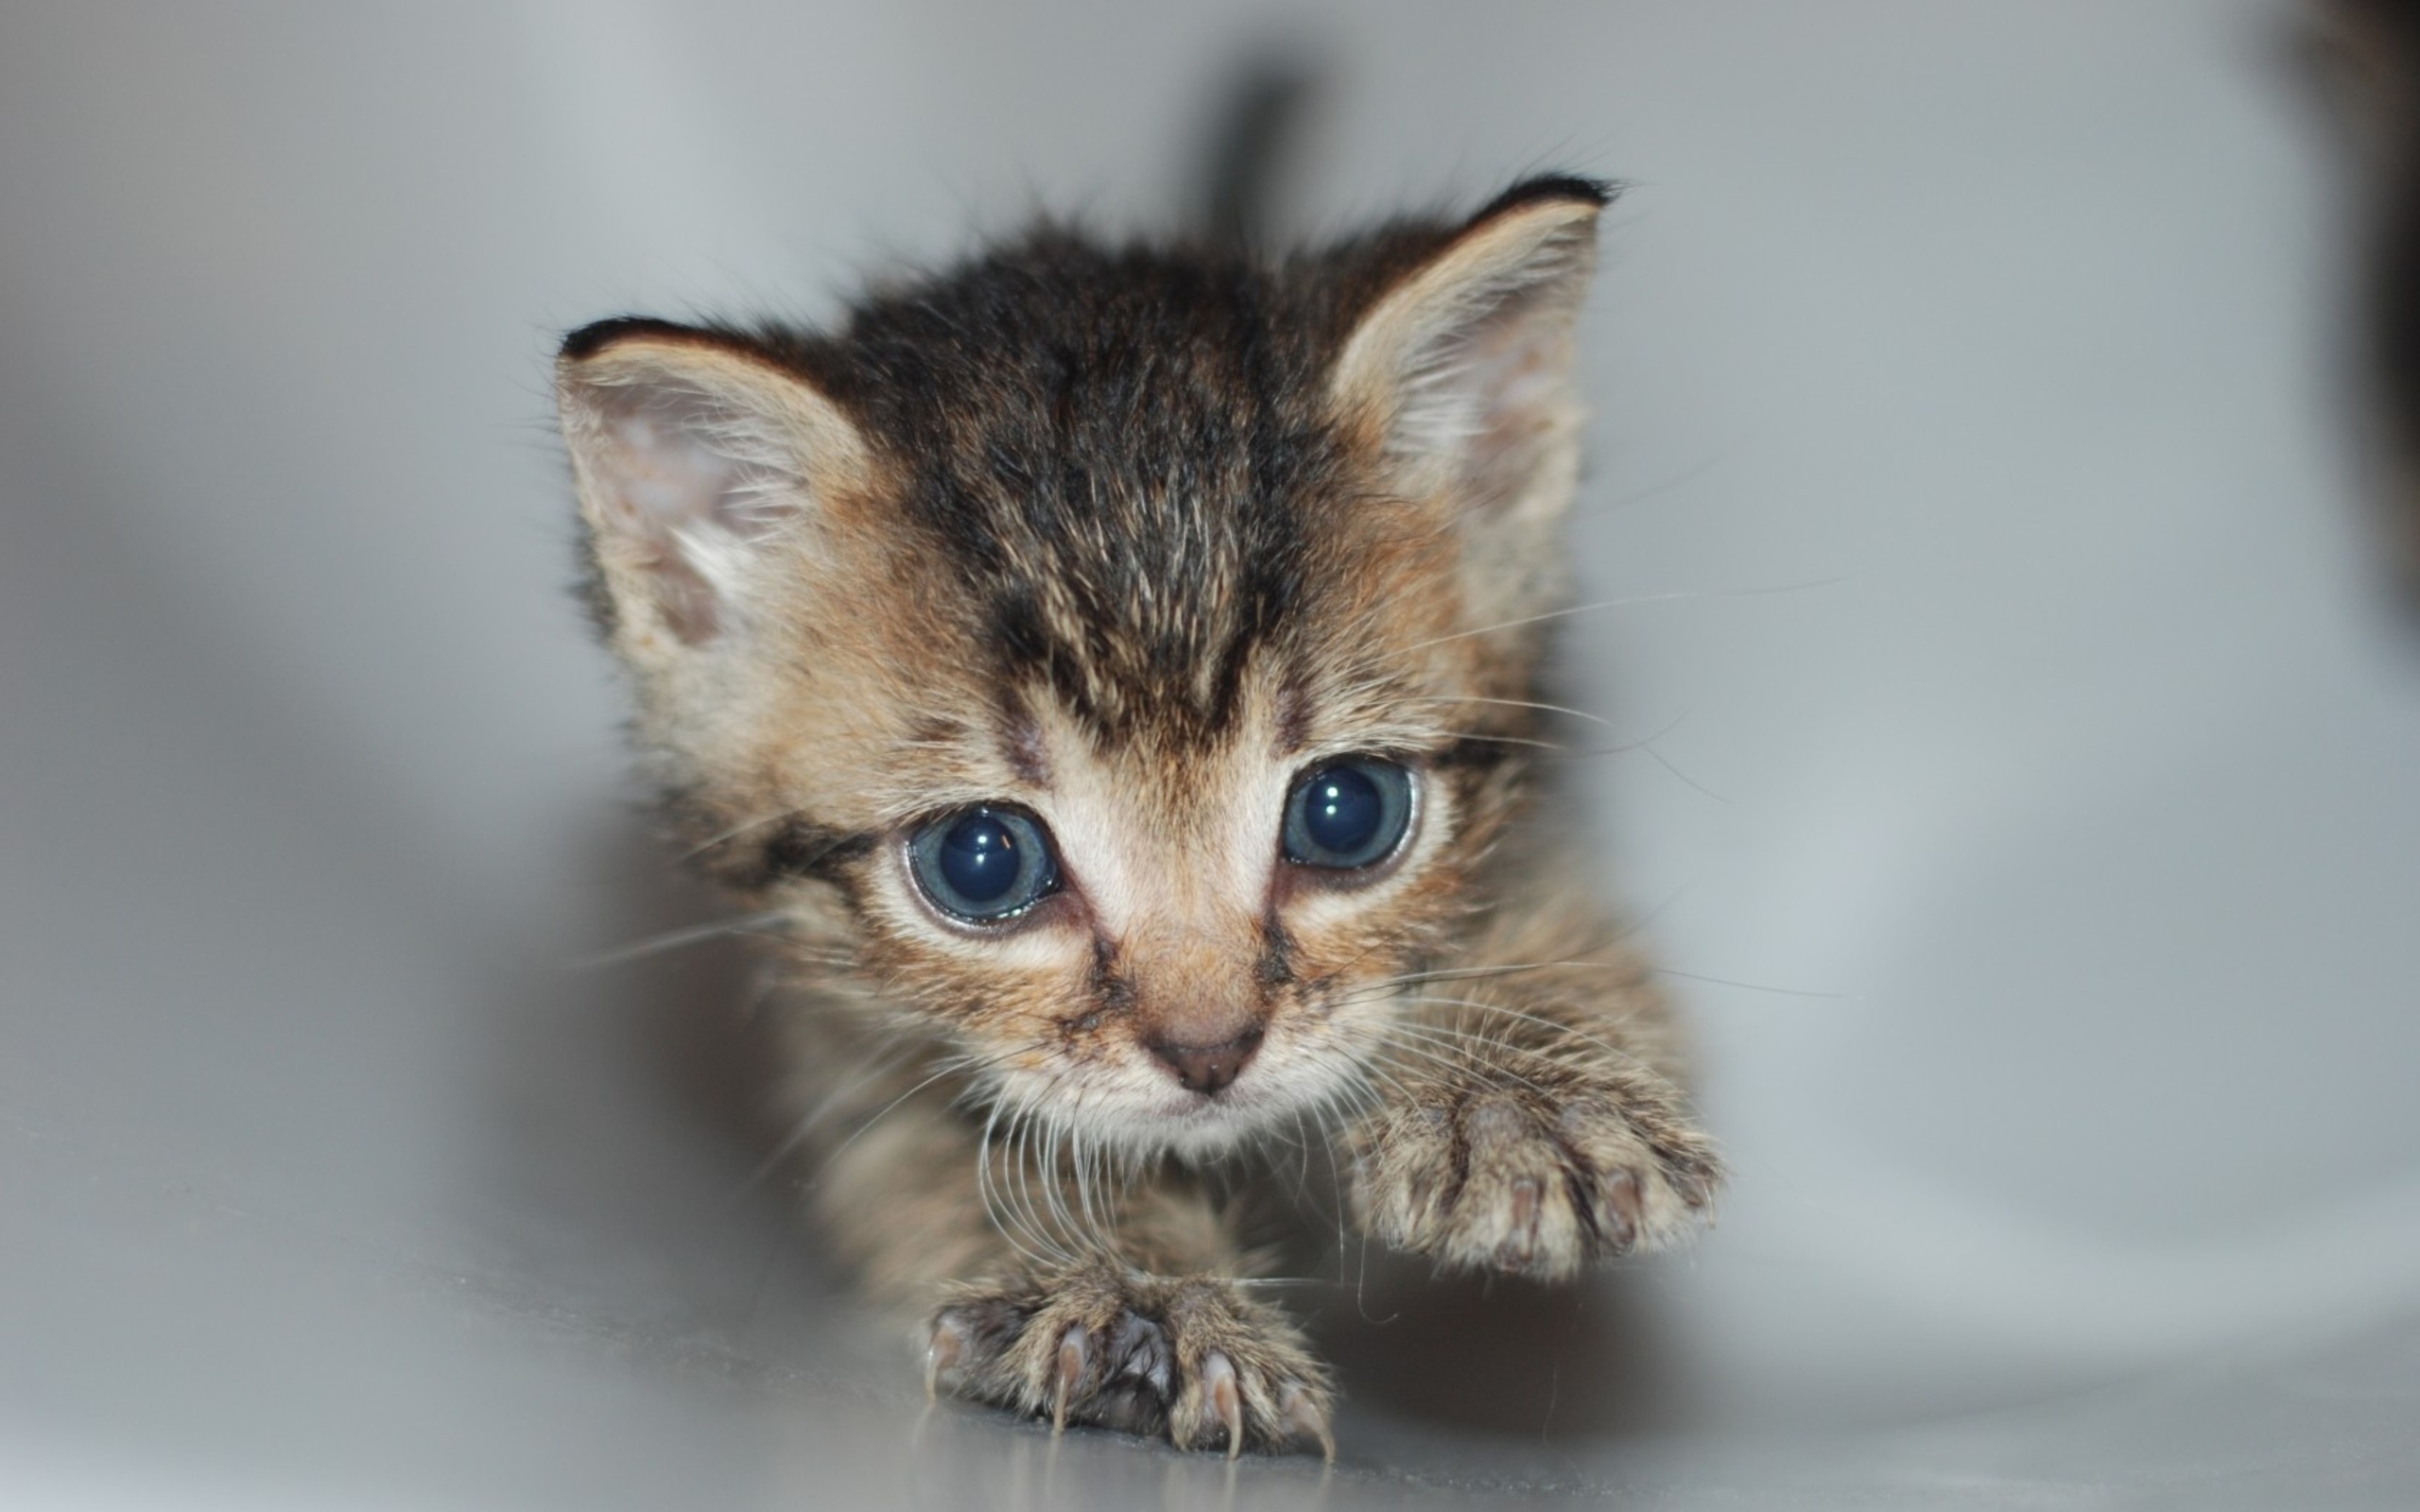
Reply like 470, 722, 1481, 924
554, 174, 1721, 1456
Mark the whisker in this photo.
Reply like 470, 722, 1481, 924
1586, 703, 1692, 758
1637, 742, 1730, 803
1651, 968, 1854, 1001
1039, 1112, 1083, 1260
978, 1105, 1053, 1273
678, 811, 798, 863
1434, 728, 1566, 752
1407, 695, 1614, 729
759, 1083, 938, 1203
1403, 575, 1855, 653
787, 1044, 1025, 1194
569, 910, 789, 969
1392, 994, 1665, 1076
1332, 957, 1633, 1005
1370, 1031, 1556, 1098
1011, 1100, 1076, 1267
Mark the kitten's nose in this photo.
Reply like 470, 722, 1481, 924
1148, 1026, 1264, 1095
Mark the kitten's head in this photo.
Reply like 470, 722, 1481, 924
558, 177, 1606, 1156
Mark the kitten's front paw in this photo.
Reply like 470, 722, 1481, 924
924, 1264, 1333, 1458
1353, 1077, 1720, 1281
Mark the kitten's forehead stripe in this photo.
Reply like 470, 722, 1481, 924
748, 233, 1428, 747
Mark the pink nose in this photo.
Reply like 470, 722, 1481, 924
1147, 1026, 1264, 1095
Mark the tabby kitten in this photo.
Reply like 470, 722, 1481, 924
555, 175, 1720, 1456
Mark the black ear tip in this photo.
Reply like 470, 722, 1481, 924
559, 316, 695, 362
1474, 174, 1618, 224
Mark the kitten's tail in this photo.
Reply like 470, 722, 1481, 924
1188, 45, 1325, 253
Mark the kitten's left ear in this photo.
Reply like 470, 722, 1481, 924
555, 321, 873, 658
1329, 176, 1609, 519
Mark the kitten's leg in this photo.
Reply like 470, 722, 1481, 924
1345, 864, 1724, 1281
791, 1039, 1333, 1455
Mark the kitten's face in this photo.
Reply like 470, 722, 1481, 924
636, 453, 1517, 1155
559, 181, 1604, 1154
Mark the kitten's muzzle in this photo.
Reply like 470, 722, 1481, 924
1147, 1025, 1264, 1096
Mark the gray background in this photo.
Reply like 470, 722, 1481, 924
4, 1, 2417, 1507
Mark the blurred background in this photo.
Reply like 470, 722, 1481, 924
5, 2, 2418, 1507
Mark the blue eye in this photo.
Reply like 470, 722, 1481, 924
908, 806, 1061, 923
1283, 758, 1414, 870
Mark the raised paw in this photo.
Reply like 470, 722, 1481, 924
924, 1264, 1334, 1458
1351, 1076, 1720, 1281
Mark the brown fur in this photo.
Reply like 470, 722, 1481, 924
554, 176, 1720, 1456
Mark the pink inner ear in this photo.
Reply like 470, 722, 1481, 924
585, 400, 769, 646
1460, 310, 1570, 501
606, 410, 750, 536
1343, 198, 1599, 518
1398, 292, 1577, 513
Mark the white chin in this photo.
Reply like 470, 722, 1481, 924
989, 1064, 1317, 1160
1136, 1088, 1292, 1159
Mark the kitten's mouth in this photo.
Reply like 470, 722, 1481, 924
1167, 1085, 1249, 1117
990, 1046, 1319, 1159
1139, 1073, 1307, 1156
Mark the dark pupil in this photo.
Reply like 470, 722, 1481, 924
1303, 765, 1382, 856
939, 813, 1022, 904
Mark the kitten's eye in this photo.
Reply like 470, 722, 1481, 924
908, 805, 1061, 923
1283, 758, 1414, 871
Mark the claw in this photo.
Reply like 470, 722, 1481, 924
1674, 1160, 1718, 1211
1051, 1325, 1088, 1434
1278, 1380, 1335, 1463
925, 1312, 970, 1402
1201, 1349, 1244, 1461
1601, 1167, 1642, 1249
1502, 1177, 1543, 1267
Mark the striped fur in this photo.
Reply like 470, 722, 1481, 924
556, 176, 1720, 1455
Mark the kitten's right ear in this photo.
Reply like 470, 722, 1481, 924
1328, 177, 1610, 518
555, 321, 871, 656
